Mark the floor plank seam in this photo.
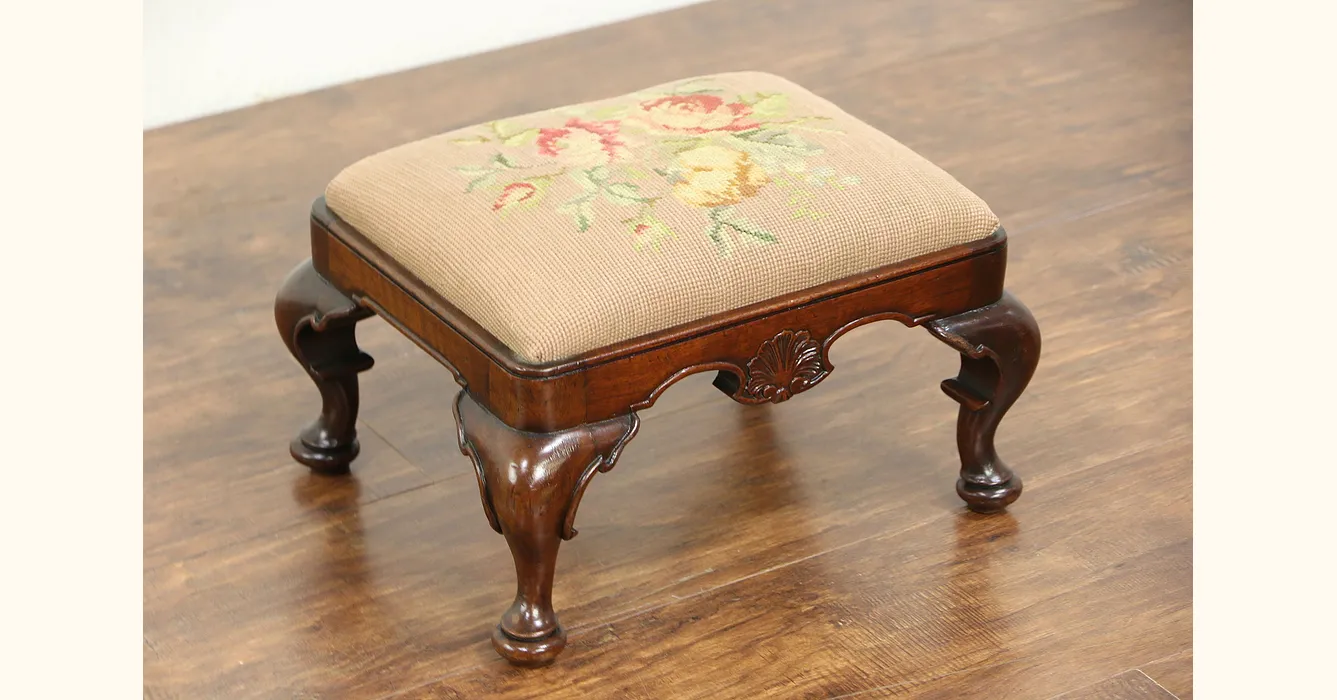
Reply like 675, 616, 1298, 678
142, 471, 453, 575
1041, 668, 1182, 700
361, 476, 455, 508
358, 419, 438, 486
1138, 669, 1183, 700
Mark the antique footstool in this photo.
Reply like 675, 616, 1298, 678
275, 71, 1041, 667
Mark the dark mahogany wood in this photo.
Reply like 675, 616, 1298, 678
925, 292, 1041, 513
454, 393, 639, 667
711, 329, 829, 402
278, 197, 1041, 665
309, 199, 1008, 432
274, 259, 375, 474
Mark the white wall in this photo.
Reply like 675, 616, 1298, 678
144, 0, 709, 129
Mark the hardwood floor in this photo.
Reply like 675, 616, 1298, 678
1050, 670, 1179, 700
143, 0, 1191, 697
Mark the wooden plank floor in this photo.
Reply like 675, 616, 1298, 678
143, 0, 1192, 697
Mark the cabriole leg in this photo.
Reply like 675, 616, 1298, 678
275, 259, 374, 474
454, 393, 639, 666
925, 291, 1041, 513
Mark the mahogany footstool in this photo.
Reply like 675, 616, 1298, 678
275, 72, 1041, 667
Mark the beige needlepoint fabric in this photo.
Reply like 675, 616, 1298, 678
326, 71, 999, 363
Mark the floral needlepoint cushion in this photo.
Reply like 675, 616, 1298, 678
325, 72, 999, 363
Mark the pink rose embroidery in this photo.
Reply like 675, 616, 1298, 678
635, 95, 759, 134
493, 182, 538, 211
453, 79, 855, 252
536, 118, 630, 165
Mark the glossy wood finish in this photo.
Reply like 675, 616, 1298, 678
313, 202, 1008, 431
145, 0, 1191, 696
455, 393, 640, 666
298, 209, 1021, 667
274, 259, 375, 474
305, 206, 1026, 665
299, 177, 1029, 665
926, 292, 1041, 512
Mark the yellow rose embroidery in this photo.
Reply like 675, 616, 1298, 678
672, 145, 770, 208
452, 79, 855, 254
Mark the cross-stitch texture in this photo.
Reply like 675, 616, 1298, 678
448, 78, 865, 253
326, 72, 999, 363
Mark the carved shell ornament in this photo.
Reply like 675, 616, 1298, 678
744, 330, 828, 402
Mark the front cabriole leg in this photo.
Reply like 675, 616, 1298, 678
454, 393, 639, 666
274, 259, 374, 474
924, 291, 1041, 513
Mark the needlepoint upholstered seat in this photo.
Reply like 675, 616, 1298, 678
276, 71, 1041, 667
325, 72, 1000, 363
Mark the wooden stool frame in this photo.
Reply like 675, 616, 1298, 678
275, 198, 1041, 666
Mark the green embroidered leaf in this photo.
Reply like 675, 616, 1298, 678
786, 188, 821, 208
492, 153, 521, 169
573, 168, 602, 192
799, 166, 838, 185
732, 129, 821, 153
587, 165, 610, 182
602, 182, 653, 205
660, 137, 710, 155
464, 173, 496, 193
705, 207, 737, 256
670, 79, 721, 95
779, 116, 841, 133
501, 128, 540, 147
626, 90, 667, 102
733, 224, 778, 243
728, 130, 823, 172
558, 196, 595, 232
840, 175, 861, 186
585, 104, 631, 120
750, 93, 790, 119
523, 168, 569, 186
454, 165, 495, 176
488, 120, 518, 138
706, 220, 729, 254
714, 206, 778, 245
450, 135, 491, 145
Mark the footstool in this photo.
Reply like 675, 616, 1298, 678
275, 71, 1041, 666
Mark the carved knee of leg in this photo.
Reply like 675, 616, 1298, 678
275, 259, 374, 473
453, 392, 639, 665
925, 292, 1041, 512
